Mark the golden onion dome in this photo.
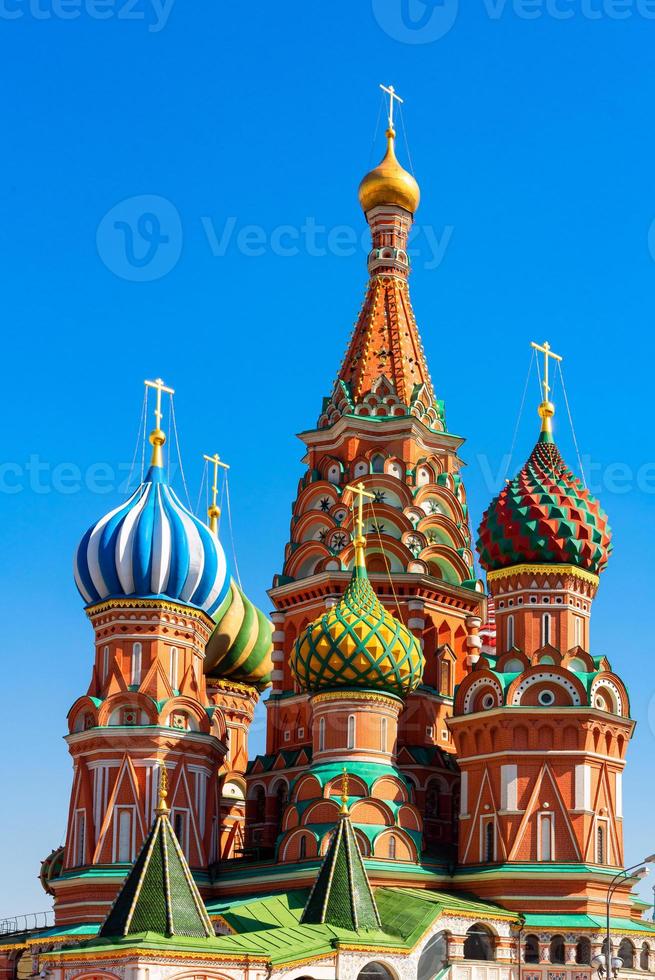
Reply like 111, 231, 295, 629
358, 128, 420, 215
290, 550, 424, 697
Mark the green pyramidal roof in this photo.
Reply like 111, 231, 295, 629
100, 809, 214, 940
301, 810, 381, 932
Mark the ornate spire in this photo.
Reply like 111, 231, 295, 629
300, 796, 381, 932
319, 88, 443, 434
99, 764, 214, 940
144, 377, 174, 469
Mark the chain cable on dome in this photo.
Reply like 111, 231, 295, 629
169, 395, 193, 509
368, 89, 385, 168
397, 103, 416, 177
557, 360, 587, 489
503, 347, 536, 483
195, 458, 208, 518
127, 385, 148, 490
369, 499, 404, 620
224, 472, 242, 589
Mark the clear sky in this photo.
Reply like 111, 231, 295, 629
2, 0, 655, 919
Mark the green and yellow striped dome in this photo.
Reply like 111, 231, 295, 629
290, 559, 424, 696
205, 579, 273, 690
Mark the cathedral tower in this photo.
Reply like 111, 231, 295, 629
449, 344, 634, 920
248, 90, 483, 855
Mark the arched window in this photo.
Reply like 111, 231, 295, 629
542, 613, 551, 646
524, 935, 540, 964
506, 615, 515, 651
550, 935, 565, 965
596, 822, 606, 864
640, 943, 650, 970
418, 932, 448, 980
131, 642, 142, 686
574, 616, 583, 646
371, 454, 385, 474
299, 834, 307, 860
117, 808, 133, 863
274, 781, 288, 831
75, 811, 86, 867
102, 645, 110, 681
426, 780, 441, 819
388, 835, 396, 859
619, 939, 635, 969
539, 812, 553, 861
576, 938, 591, 965
463, 924, 494, 961
318, 716, 326, 752
357, 964, 395, 980
440, 659, 451, 695
169, 647, 178, 690
483, 820, 495, 862
254, 785, 266, 823
347, 714, 356, 750
380, 716, 388, 752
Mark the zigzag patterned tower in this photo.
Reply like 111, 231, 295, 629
246, 110, 484, 859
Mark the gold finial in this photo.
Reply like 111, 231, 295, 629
203, 453, 230, 534
145, 378, 175, 468
380, 82, 404, 132
156, 763, 169, 815
340, 767, 350, 815
345, 481, 376, 569
530, 341, 562, 435
359, 84, 420, 214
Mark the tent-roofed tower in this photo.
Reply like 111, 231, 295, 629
248, 86, 483, 857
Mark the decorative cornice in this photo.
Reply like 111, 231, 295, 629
487, 563, 599, 588
207, 677, 260, 698
311, 689, 403, 708
86, 597, 215, 628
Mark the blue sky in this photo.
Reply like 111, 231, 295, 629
2, 0, 655, 917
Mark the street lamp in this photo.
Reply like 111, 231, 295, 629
592, 857, 655, 980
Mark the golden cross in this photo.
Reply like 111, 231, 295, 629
345, 481, 376, 541
530, 341, 562, 403
380, 83, 403, 130
203, 452, 230, 534
145, 377, 175, 430
340, 767, 350, 815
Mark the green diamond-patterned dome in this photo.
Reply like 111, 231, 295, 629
290, 560, 424, 696
477, 431, 612, 575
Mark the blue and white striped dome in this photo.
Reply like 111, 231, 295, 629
74, 464, 231, 615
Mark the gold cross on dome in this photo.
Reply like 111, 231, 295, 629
530, 340, 562, 403
345, 481, 376, 571
380, 83, 403, 130
203, 452, 230, 534
145, 377, 175, 430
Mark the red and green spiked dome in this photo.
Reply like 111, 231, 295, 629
290, 551, 424, 696
477, 430, 612, 575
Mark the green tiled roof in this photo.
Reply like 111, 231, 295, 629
302, 811, 381, 931
100, 806, 214, 940
522, 913, 655, 935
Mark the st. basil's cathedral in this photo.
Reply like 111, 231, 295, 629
2, 92, 653, 980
